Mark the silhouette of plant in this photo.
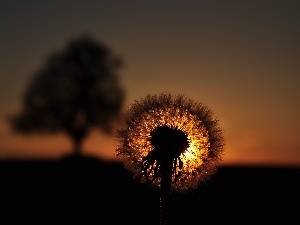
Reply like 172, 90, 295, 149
8, 35, 125, 156
116, 93, 225, 224
116, 92, 224, 191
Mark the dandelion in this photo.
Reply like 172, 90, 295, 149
115, 92, 225, 224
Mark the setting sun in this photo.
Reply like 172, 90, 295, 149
116, 93, 224, 191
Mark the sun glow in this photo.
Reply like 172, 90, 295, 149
116, 93, 224, 192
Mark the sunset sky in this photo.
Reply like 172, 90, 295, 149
1, 1, 299, 166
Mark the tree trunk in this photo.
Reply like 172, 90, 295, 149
73, 137, 83, 156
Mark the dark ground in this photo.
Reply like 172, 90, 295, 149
1, 156, 299, 224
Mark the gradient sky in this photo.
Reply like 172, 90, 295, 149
1, 0, 299, 166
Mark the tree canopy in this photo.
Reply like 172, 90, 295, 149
9, 35, 125, 155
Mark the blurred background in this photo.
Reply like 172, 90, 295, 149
1, 0, 299, 167
1, 1, 299, 224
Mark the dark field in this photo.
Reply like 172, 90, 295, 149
1, 156, 299, 224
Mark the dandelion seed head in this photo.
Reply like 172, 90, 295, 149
116, 93, 225, 192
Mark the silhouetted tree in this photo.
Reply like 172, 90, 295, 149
8, 35, 125, 156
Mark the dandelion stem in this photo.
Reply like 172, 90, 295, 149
160, 157, 173, 225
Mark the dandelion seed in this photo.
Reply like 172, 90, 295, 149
116, 92, 225, 192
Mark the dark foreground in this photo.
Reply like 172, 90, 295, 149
1, 156, 299, 224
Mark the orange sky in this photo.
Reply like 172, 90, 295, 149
0, 1, 299, 166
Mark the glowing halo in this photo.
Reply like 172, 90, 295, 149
116, 93, 225, 192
